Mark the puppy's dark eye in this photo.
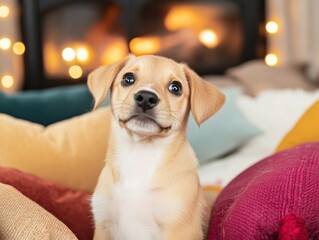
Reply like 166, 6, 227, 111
168, 81, 182, 96
121, 73, 135, 86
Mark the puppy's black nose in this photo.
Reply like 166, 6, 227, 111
134, 90, 159, 111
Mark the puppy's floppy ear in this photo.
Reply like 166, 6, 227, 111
182, 64, 225, 126
88, 55, 132, 109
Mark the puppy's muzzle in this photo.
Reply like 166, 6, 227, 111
134, 90, 159, 112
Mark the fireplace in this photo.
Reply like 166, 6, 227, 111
19, 0, 265, 89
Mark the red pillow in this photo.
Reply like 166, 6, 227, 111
208, 142, 319, 240
0, 167, 93, 240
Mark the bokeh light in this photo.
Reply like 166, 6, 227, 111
198, 29, 218, 48
76, 47, 89, 62
165, 7, 199, 31
101, 41, 128, 65
69, 65, 83, 79
62, 47, 76, 62
0, 38, 11, 50
266, 21, 279, 34
129, 37, 160, 55
0, 5, 9, 18
1, 75, 14, 88
13, 42, 25, 55
265, 53, 279, 66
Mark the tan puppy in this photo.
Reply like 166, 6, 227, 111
88, 55, 225, 240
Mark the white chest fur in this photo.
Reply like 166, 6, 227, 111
116, 137, 164, 187
93, 126, 172, 240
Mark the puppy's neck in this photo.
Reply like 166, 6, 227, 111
108, 117, 187, 186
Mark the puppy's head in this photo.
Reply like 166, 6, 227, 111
88, 55, 225, 137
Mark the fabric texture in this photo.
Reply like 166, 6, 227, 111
0, 183, 77, 240
276, 100, 319, 152
279, 214, 308, 240
0, 107, 110, 191
0, 167, 93, 240
188, 87, 261, 164
208, 142, 319, 240
0, 85, 93, 126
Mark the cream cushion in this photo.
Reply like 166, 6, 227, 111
0, 183, 77, 239
0, 107, 111, 191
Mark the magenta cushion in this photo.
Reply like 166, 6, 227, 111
208, 142, 319, 239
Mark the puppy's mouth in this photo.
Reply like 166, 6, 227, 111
119, 113, 171, 134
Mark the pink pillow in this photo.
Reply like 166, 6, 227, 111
0, 167, 93, 240
208, 142, 319, 239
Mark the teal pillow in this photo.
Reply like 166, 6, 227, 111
0, 85, 94, 126
187, 87, 261, 165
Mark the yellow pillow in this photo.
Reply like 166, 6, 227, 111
276, 100, 319, 152
0, 107, 110, 191
0, 183, 77, 239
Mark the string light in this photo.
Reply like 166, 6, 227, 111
266, 21, 279, 34
0, 5, 9, 18
1, 75, 14, 89
265, 53, 279, 66
69, 65, 82, 79
62, 47, 76, 61
13, 42, 25, 55
0, 37, 11, 50
0, 6, 19, 92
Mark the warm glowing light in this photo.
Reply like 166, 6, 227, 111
102, 42, 128, 65
1, 75, 14, 88
62, 47, 76, 61
198, 29, 218, 48
266, 21, 279, 34
0, 5, 9, 18
44, 43, 60, 76
69, 65, 82, 79
13, 42, 25, 55
265, 53, 279, 66
165, 7, 199, 31
0, 38, 11, 50
129, 37, 161, 55
76, 47, 89, 62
